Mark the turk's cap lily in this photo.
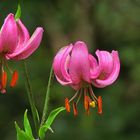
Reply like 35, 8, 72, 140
53, 41, 120, 116
0, 13, 43, 93
0, 13, 44, 60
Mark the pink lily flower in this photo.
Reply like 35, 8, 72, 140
53, 41, 120, 115
0, 13, 43, 93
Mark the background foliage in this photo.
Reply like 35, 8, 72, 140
0, 0, 140, 140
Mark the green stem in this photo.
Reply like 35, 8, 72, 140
23, 61, 39, 135
41, 66, 53, 126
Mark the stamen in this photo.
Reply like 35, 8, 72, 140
73, 102, 78, 116
97, 96, 102, 114
84, 95, 89, 111
65, 98, 70, 112
89, 101, 96, 108
1, 71, 7, 89
69, 90, 79, 102
10, 71, 18, 88
76, 91, 82, 104
89, 85, 97, 102
84, 88, 90, 115
3, 60, 13, 74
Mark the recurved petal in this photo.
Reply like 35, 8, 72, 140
53, 45, 73, 85
0, 13, 18, 53
89, 54, 100, 79
69, 41, 90, 84
16, 19, 30, 49
61, 44, 73, 81
93, 51, 120, 87
96, 50, 114, 74
6, 27, 43, 60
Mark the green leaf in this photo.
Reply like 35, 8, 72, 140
39, 107, 65, 139
15, 122, 33, 140
24, 110, 34, 139
43, 107, 65, 129
15, 110, 35, 140
15, 4, 21, 20
35, 107, 40, 123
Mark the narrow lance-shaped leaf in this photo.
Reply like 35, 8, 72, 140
15, 122, 33, 140
39, 107, 65, 139
24, 110, 34, 139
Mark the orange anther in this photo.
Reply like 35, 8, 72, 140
65, 98, 70, 112
10, 71, 18, 88
1, 71, 7, 89
84, 95, 90, 115
97, 96, 102, 114
73, 102, 78, 116
84, 95, 89, 111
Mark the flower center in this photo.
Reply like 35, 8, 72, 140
98, 71, 107, 80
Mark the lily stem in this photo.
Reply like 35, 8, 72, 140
23, 60, 39, 135
41, 66, 53, 126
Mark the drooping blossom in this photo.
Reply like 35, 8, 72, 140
53, 41, 120, 115
0, 13, 43, 93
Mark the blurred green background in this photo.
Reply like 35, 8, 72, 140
0, 0, 140, 140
